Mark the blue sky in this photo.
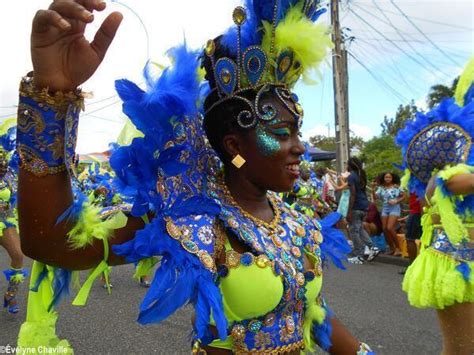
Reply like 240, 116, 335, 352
0, 0, 472, 152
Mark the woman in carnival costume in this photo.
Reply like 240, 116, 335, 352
396, 58, 474, 355
17, 0, 374, 353
0, 121, 28, 314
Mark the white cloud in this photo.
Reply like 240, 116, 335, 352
302, 124, 332, 140
302, 122, 375, 141
350, 123, 376, 140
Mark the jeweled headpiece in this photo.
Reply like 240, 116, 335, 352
396, 58, 474, 196
203, 0, 331, 129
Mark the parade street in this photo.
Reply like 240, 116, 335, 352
1, 250, 441, 354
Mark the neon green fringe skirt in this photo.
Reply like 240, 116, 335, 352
403, 245, 474, 310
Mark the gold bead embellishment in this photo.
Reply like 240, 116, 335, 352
205, 39, 216, 57
231, 324, 246, 341
278, 56, 291, 73
232, 6, 247, 25
226, 250, 241, 268
295, 102, 304, 115
255, 254, 270, 268
295, 272, 305, 286
221, 69, 232, 85
295, 226, 306, 237
198, 250, 216, 273
285, 317, 296, 335
165, 217, 182, 240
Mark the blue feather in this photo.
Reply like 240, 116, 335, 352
318, 212, 351, 270
48, 268, 72, 311
455, 195, 474, 216
30, 265, 48, 292
464, 84, 474, 105
312, 301, 333, 351
56, 192, 87, 225
3, 268, 28, 282
455, 262, 471, 282
113, 218, 227, 340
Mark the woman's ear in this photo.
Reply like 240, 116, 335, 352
222, 133, 243, 158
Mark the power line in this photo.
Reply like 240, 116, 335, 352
369, 0, 448, 76
82, 99, 123, 117
354, 37, 472, 44
343, 27, 474, 36
351, 38, 423, 98
353, 2, 474, 31
389, 0, 462, 67
348, 50, 410, 104
82, 114, 124, 124
348, 7, 446, 79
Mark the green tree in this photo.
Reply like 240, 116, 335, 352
427, 77, 459, 109
381, 100, 418, 136
359, 135, 403, 182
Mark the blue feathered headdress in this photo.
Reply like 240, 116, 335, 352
221, 0, 327, 53
395, 98, 474, 197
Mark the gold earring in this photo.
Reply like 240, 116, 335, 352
231, 154, 246, 168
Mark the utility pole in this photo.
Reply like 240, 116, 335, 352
331, 0, 350, 174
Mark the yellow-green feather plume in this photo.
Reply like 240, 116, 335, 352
261, 3, 333, 87
454, 57, 474, 107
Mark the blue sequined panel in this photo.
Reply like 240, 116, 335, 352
430, 229, 474, 261
407, 123, 470, 183
164, 214, 219, 273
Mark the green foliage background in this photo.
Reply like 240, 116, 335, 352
308, 79, 458, 178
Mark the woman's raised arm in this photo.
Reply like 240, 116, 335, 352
17, 1, 144, 270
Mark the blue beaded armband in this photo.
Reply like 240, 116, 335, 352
16, 74, 83, 177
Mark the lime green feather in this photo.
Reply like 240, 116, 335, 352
261, 3, 332, 87
433, 164, 473, 244
400, 169, 411, 190
116, 118, 144, 146
0, 117, 16, 136
10, 272, 26, 284
454, 57, 474, 107
67, 200, 128, 249
303, 303, 326, 353
133, 257, 159, 280
17, 262, 73, 353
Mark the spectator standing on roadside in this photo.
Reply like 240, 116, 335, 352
372, 172, 405, 256
346, 157, 380, 264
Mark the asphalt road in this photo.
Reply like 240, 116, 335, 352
0, 250, 441, 354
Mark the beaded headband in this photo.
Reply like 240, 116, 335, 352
204, 0, 329, 129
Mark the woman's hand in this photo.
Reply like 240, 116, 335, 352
31, 0, 123, 92
388, 199, 397, 206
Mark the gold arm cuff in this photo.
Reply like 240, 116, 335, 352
19, 73, 85, 114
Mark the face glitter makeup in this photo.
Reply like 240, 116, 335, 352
256, 123, 281, 156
